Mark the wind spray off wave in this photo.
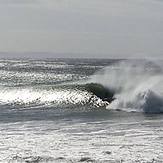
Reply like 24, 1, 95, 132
90, 60, 163, 113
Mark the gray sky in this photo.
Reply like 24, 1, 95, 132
0, 0, 163, 58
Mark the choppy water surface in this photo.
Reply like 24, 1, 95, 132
0, 58, 163, 163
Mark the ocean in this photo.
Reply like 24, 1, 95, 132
0, 58, 163, 163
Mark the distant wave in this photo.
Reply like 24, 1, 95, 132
90, 60, 163, 113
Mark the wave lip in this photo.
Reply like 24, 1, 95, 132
84, 83, 115, 103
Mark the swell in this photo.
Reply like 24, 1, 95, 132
0, 83, 113, 109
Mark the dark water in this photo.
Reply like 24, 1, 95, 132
0, 59, 163, 163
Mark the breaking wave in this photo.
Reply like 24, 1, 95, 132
90, 60, 163, 113
1, 59, 163, 113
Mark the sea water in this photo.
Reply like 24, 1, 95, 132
0, 58, 163, 163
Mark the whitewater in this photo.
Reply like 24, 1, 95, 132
90, 60, 163, 113
0, 58, 163, 163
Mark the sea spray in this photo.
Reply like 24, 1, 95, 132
90, 60, 163, 113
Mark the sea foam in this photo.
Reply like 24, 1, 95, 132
90, 60, 163, 113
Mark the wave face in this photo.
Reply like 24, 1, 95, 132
0, 59, 117, 110
0, 84, 110, 109
90, 60, 163, 113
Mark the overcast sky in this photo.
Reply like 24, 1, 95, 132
0, 0, 163, 58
